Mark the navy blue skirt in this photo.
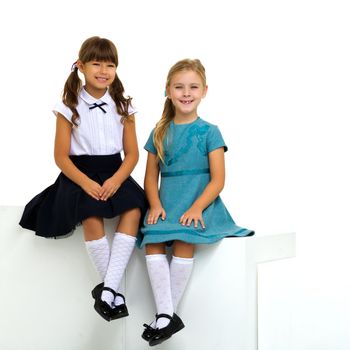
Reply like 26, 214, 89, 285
19, 154, 148, 238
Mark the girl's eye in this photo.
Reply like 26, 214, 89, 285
191, 86, 198, 89
92, 63, 100, 66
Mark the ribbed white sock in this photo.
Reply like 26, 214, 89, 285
146, 254, 174, 329
101, 232, 136, 307
85, 236, 110, 279
170, 256, 194, 311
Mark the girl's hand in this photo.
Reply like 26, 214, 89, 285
100, 178, 121, 201
179, 206, 205, 229
147, 206, 166, 225
81, 178, 103, 201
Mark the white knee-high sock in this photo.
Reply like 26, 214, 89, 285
146, 254, 174, 329
85, 236, 110, 279
170, 256, 194, 311
101, 232, 136, 307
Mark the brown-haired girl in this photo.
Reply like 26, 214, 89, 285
140, 59, 253, 346
19, 36, 147, 322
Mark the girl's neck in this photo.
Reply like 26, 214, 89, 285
173, 112, 198, 125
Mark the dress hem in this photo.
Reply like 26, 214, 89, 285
138, 229, 254, 248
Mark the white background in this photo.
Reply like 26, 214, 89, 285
0, 0, 349, 349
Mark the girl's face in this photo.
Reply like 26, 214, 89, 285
78, 60, 116, 98
167, 70, 207, 121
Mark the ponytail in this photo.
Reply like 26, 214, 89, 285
109, 74, 133, 123
62, 66, 82, 126
153, 98, 175, 163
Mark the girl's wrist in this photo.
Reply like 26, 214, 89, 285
79, 175, 92, 188
191, 202, 204, 212
149, 200, 162, 209
111, 173, 123, 187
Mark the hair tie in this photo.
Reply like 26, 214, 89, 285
71, 61, 78, 72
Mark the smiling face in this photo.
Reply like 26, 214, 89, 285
78, 60, 116, 98
166, 70, 207, 123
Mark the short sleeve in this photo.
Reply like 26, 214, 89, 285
207, 125, 228, 153
127, 103, 137, 116
144, 129, 157, 154
53, 101, 73, 124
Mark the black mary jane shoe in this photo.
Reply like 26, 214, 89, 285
148, 313, 185, 347
110, 293, 129, 320
141, 315, 157, 342
91, 283, 129, 321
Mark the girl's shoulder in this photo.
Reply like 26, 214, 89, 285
196, 117, 221, 133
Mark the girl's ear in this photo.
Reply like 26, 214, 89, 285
165, 86, 170, 99
76, 60, 84, 73
202, 85, 208, 98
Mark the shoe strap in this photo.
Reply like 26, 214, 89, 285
102, 287, 117, 298
156, 313, 173, 321
115, 293, 126, 303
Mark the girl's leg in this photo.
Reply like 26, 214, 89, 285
145, 243, 174, 329
83, 217, 110, 279
170, 241, 195, 311
102, 208, 141, 307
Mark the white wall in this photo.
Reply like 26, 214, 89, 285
1, 0, 349, 349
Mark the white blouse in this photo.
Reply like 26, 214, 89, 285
53, 88, 136, 156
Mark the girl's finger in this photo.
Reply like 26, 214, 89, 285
90, 192, 100, 201
161, 210, 166, 220
147, 214, 154, 224
200, 218, 205, 229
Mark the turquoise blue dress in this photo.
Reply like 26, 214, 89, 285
139, 117, 253, 247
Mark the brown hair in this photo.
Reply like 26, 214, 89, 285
62, 36, 132, 126
153, 58, 206, 163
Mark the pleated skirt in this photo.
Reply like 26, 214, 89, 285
19, 153, 148, 238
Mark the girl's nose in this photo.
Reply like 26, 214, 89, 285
100, 64, 107, 74
183, 89, 191, 97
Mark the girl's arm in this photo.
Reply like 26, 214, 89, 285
144, 152, 166, 224
180, 147, 225, 228
99, 115, 139, 200
54, 114, 102, 200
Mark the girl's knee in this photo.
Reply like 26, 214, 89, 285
117, 208, 142, 236
121, 207, 141, 221
173, 240, 195, 258
82, 216, 104, 241
145, 243, 166, 255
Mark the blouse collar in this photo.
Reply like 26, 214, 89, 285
79, 87, 114, 105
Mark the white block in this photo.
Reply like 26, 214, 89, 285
0, 206, 295, 350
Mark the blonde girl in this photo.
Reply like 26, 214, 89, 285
140, 59, 253, 346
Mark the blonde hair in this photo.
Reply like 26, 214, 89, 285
153, 58, 206, 163
62, 36, 132, 126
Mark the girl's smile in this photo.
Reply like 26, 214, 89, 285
179, 99, 194, 104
